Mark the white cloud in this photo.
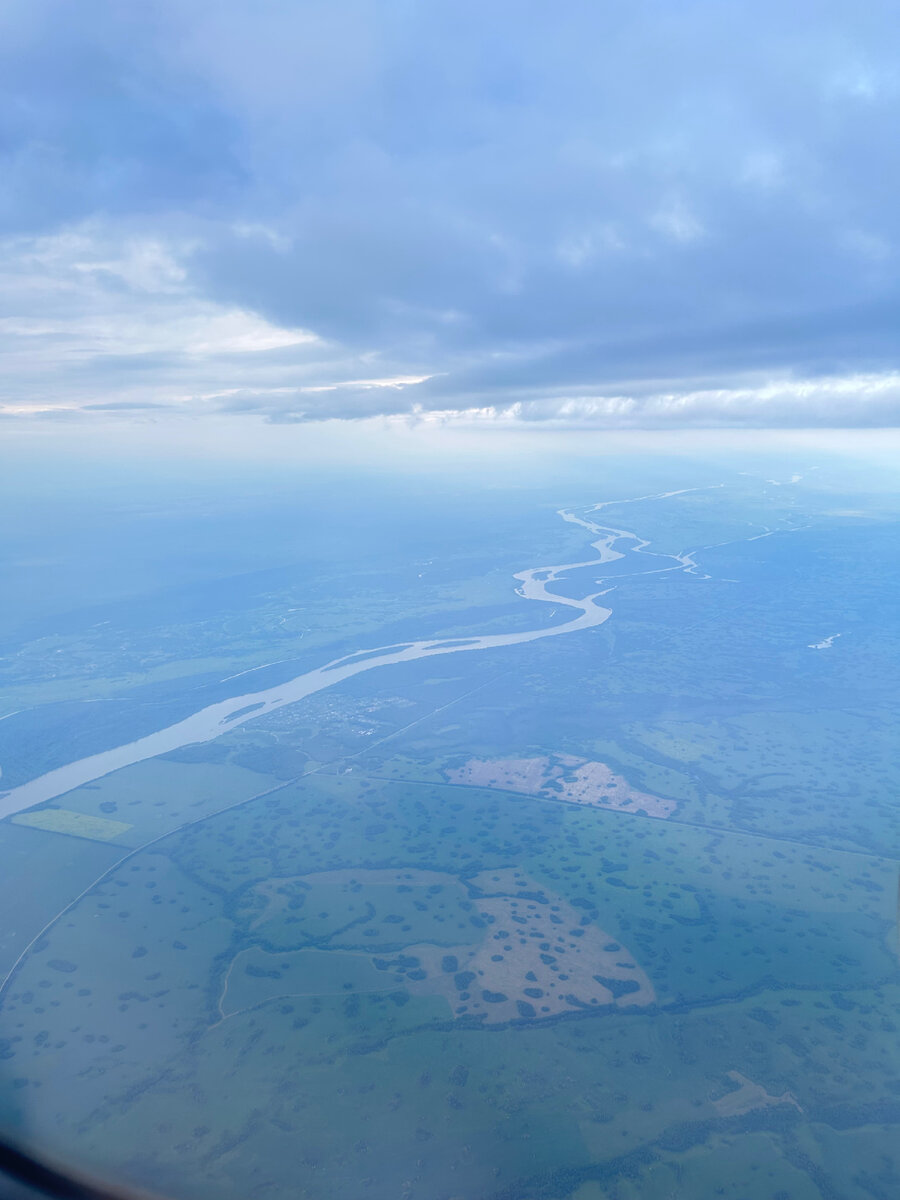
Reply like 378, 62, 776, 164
0, 306, 317, 359
739, 151, 784, 191
2, 222, 899, 431
828, 63, 892, 102
649, 200, 705, 244
557, 223, 627, 268
0, 225, 324, 413
840, 229, 891, 264
381, 372, 900, 431
18, 230, 190, 293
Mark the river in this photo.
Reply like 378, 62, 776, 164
0, 490, 709, 818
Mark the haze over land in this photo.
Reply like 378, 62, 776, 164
2, 450, 900, 1200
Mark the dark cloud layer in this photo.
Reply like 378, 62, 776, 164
2, 0, 900, 425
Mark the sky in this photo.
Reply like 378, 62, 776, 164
2, 0, 900, 432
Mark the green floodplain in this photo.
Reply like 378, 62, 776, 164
1, 460, 900, 1200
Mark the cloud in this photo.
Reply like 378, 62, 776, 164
649, 201, 705, 244
489, 373, 900, 428
2, 0, 900, 427
0, 227, 337, 414
81, 401, 171, 411
187, 369, 900, 429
